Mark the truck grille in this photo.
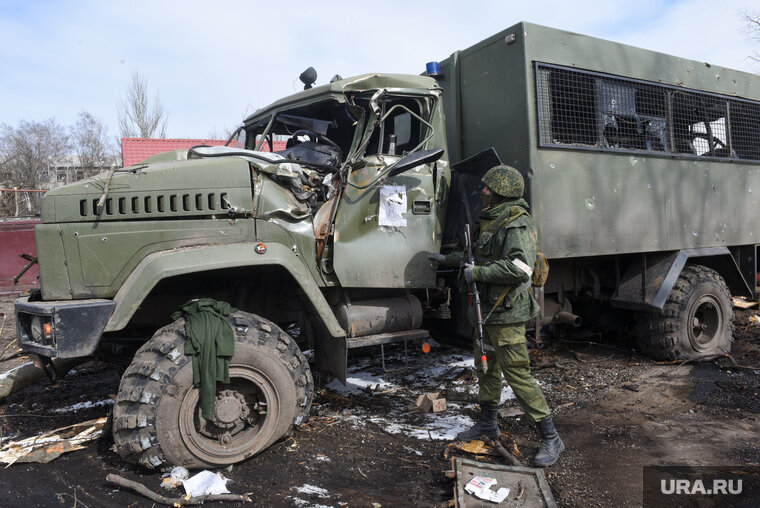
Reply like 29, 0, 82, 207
78, 192, 230, 218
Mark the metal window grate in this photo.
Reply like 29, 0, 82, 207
536, 63, 760, 162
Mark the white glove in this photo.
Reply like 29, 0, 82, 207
463, 263, 475, 283
427, 253, 446, 264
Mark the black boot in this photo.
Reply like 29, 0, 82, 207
533, 415, 564, 467
456, 404, 499, 441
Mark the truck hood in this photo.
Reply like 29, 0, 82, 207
40, 155, 254, 224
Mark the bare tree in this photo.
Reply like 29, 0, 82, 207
0, 119, 70, 215
72, 111, 114, 178
745, 10, 760, 63
117, 70, 168, 138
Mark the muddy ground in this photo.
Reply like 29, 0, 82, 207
0, 293, 758, 507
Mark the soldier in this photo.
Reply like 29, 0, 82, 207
428, 164, 563, 467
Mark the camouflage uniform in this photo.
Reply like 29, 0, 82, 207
435, 164, 562, 466
445, 197, 551, 422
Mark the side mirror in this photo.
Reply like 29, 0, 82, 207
387, 149, 444, 177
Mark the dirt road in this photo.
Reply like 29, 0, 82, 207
0, 294, 758, 507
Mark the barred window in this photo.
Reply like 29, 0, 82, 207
535, 63, 760, 162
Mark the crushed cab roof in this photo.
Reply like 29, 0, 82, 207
243, 73, 440, 124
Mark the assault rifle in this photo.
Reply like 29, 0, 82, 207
464, 224, 488, 374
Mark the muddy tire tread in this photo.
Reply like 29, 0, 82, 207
113, 311, 313, 469
635, 264, 734, 360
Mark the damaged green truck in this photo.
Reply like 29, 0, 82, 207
15, 22, 760, 469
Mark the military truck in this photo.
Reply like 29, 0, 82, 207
14, 22, 760, 469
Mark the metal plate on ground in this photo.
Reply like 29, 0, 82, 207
454, 458, 557, 507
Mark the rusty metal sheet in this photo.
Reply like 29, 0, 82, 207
0, 220, 39, 290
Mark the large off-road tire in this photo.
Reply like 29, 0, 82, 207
635, 264, 734, 360
112, 310, 313, 469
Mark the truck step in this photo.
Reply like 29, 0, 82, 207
346, 329, 430, 372
345, 329, 429, 349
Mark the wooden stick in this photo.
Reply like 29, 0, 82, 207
105, 474, 251, 505
484, 438, 524, 467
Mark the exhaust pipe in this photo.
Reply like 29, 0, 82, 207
540, 296, 582, 327
554, 311, 582, 327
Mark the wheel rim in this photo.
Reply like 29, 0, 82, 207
688, 295, 722, 351
178, 365, 281, 465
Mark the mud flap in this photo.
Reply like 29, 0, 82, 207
313, 334, 347, 385
612, 247, 752, 312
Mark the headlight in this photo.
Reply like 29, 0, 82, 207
29, 315, 54, 345
31, 315, 43, 342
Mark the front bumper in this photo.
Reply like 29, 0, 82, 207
15, 297, 115, 358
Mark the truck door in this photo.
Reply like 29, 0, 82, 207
332, 98, 442, 288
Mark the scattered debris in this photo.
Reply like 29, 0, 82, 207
293, 484, 330, 498
403, 446, 423, 456
484, 437, 524, 467
415, 392, 447, 413
498, 407, 525, 418
0, 334, 20, 361
161, 466, 190, 490
459, 440, 488, 455
749, 314, 760, 325
732, 297, 759, 309
182, 470, 231, 496
106, 474, 251, 505
0, 417, 106, 466
464, 475, 510, 503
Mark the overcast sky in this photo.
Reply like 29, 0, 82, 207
1, 0, 757, 140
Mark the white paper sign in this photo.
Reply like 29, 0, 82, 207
379, 185, 407, 227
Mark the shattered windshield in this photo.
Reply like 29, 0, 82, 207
245, 98, 360, 170
244, 92, 433, 170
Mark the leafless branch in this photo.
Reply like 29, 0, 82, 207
743, 10, 760, 63
106, 474, 251, 505
117, 70, 168, 139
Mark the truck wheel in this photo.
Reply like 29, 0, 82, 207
112, 310, 313, 469
635, 264, 734, 360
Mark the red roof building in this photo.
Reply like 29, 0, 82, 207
121, 138, 288, 167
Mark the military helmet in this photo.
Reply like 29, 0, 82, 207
482, 165, 524, 198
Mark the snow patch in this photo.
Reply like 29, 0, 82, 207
326, 372, 392, 394
53, 399, 114, 413
293, 484, 330, 498
369, 412, 476, 440
288, 499, 335, 508
324, 347, 520, 441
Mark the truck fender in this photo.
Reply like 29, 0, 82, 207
104, 242, 347, 338
612, 247, 752, 312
